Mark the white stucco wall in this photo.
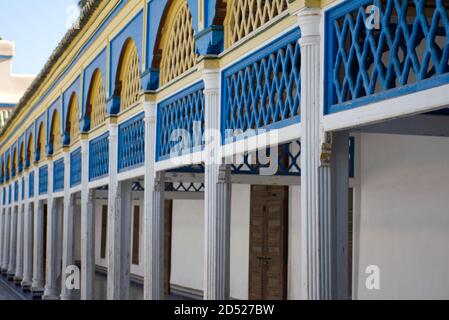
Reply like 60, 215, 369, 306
288, 186, 301, 300
355, 133, 449, 299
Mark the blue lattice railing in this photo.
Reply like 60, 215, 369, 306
156, 82, 205, 161
118, 113, 145, 172
8, 185, 11, 204
222, 28, 301, 143
29, 171, 34, 198
2, 187, 5, 205
53, 158, 64, 192
326, 0, 449, 113
39, 165, 48, 195
22, 177, 25, 200
14, 181, 18, 202
89, 133, 109, 181
70, 148, 82, 187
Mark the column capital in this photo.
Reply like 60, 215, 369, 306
295, 7, 321, 43
202, 68, 220, 92
143, 100, 157, 122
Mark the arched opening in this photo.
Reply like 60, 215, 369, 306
224, 0, 288, 48
86, 69, 106, 130
114, 39, 141, 112
50, 111, 62, 155
27, 134, 34, 166
6, 155, 10, 178
37, 123, 46, 161
66, 93, 80, 145
153, 0, 196, 86
19, 141, 25, 171
12, 148, 18, 176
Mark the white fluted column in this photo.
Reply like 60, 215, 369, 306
80, 138, 95, 300
295, 8, 333, 300
22, 170, 33, 288
32, 166, 44, 293
43, 159, 59, 299
143, 99, 166, 300
203, 67, 232, 300
2, 203, 10, 273
61, 150, 76, 300
7, 202, 18, 277
108, 179, 132, 300
0, 187, 4, 271
14, 177, 24, 282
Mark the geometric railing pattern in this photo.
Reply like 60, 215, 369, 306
70, 147, 82, 187
22, 176, 24, 200
39, 165, 48, 195
222, 28, 301, 142
231, 140, 301, 176
225, 0, 288, 48
29, 171, 34, 198
118, 112, 145, 172
156, 81, 205, 161
325, 0, 449, 113
89, 132, 109, 181
53, 158, 64, 192
8, 185, 11, 204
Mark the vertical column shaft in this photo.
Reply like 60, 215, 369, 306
22, 171, 33, 288
143, 100, 165, 300
15, 177, 24, 281
2, 205, 10, 272
43, 160, 59, 299
8, 204, 17, 276
203, 68, 232, 300
32, 166, 44, 292
295, 8, 331, 300
61, 150, 76, 300
81, 139, 95, 300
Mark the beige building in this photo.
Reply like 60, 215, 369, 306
0, 40, 34, 129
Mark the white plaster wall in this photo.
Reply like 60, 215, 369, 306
170, 198, 204, 292
355, 133, 449, 300
170, 184, 252, 298
288, 186, 301, 300
95, 200, 108, 269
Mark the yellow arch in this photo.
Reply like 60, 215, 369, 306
19, 142, 25, 169
13, 148, 17, 174
67, 93, 80, 144
87, 70, 106, 129
27, 134, 34, 165
117, 39, 141, 111
37, 123, 46, 160
158, 0, 196, 86
224, 0, 288, 48
50, 111, 62, 155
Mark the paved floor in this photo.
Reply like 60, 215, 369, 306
0, 271, 190, 300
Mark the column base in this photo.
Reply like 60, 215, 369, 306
6, 272, 15, 281
14, 276, 23, 284
60, 291, 80, 300
43, 288, 60, 300
21, 282, 32, 292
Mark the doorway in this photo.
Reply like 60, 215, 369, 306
248, 185, 288, 300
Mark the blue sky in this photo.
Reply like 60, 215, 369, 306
0, 0, 81, 75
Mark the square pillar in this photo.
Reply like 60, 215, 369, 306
202, 67, 232, 300
143, 99, 166, 300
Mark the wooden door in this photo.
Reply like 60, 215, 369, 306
164, 200, 173, 296
249, 185, 288, 300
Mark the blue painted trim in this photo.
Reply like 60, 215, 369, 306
0, 55, 13, 59
0, 0, 127, 149
221, 28, 301, 144
0, 103, 15, 108
195, 25, 224, 55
